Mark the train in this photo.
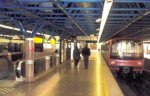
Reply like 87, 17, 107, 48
101, 38, 144, 77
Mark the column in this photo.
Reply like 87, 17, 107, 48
45, 56, 50, 70
59, 39, 62, 64
25, 38, 34, 82
56, 52, 59, 66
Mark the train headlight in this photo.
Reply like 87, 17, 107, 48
111, 61, 115, 64
138, 62, 142, 65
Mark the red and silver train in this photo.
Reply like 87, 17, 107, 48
101, 38, 144, 77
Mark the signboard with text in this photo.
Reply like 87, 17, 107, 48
77, 36, 97, 41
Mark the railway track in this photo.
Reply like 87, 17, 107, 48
116, 71, 150, 96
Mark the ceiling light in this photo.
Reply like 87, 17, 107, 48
97, 0, 113, 42
96, 18, 101, 23
106, 0, 113, 3
96, 28, 100, 31
0, 24, 49, 37
0, 24, 20, 31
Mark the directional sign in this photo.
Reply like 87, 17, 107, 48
77, 36, 97, 41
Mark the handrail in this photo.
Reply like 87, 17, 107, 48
15, 60, 25, 80
0, 52, 22, 56
16, 53, 56, 62
34, 54, 54, 60
15, 53, 57, 80
8, 52, 22, 55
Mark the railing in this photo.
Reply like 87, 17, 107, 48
0, 52, 23, 62
15, 53, 58, 81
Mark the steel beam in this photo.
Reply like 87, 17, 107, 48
111, 8, 147, 11
124, 27, 150, 38
12, 2, 75, 37
114, 0, 150, 3
54, 1, 88, 36
14, 21, 28, 37
16, 0, 102, 2
0, 11, 142, 17
31, 20, 46, 37
105, 11, 150, 41
16, 0, 49, 2
49, 29, 55, 37
14, 6, 147, 11
0, 11, 28, 14
60, 0, 150, 3
23, 6, 101, 11
12, 17, 136, 20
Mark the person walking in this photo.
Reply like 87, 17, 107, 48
82, 44, 91, 69
73, 45, 81, 67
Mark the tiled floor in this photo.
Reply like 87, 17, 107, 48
4, 51, 106, 96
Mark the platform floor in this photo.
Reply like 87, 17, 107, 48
2, 51, 122, 96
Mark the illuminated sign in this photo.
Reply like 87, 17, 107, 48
34, 37, 43, 43
0, 39, 10, 43
43, 39, 47, 43
50, 38, 56, 44
77, 36, 97, 41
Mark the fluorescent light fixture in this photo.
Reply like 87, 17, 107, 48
37, 33, 41, 35
0, 23, 50, 37
0, 24, 20, 31
97, 0, 113, 42
96, 28, 100, 31
96, 18, 101, 23
27, 30, 32, 33
0, 34, 13, 38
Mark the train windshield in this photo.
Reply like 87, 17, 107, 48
111, 40, 143, 60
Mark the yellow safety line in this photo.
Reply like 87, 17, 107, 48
100, 52, 109, 96
96, 52, 101, 96
99, 52, 124, 96
103, 74, 109, 96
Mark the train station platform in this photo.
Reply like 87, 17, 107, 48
1, 51, 123, 96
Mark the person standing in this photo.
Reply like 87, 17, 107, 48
82, 44, 91, 69
73, 45, 81, 67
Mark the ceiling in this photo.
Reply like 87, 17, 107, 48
101, 0, 150, 42
0, 0, 150, 42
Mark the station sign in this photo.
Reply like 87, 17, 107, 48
43, 39, 47, 43
77, 36, 97, 41
0, 39, 10, 43
34, 36, 58, 44
50, 38, 56, 45
34, 37, 43, 43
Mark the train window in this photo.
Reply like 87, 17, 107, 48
146, 44, 150, 54
111, 40, 143, 60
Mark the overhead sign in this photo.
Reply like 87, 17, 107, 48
34, 37, 43, 43
50, 38, 56, 45
0, 39, 10, 43
77, 36, 97, 41
43, 39, 47, 43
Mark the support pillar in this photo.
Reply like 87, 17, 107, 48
56, 53, 59, 66
45, 56, 50, 70
59, 40, 62, 64
66, 40, 71, 60
7, 53, 12, 61
25, 38, 34, 82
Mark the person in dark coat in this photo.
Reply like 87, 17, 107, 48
82, 44, 91, 69
73, 45, 81, 67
